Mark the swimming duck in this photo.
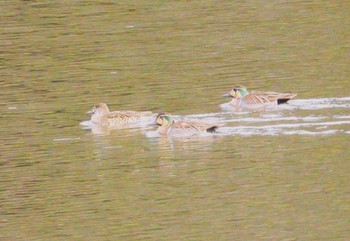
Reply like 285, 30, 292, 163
223, 85, 297, 111
155, 114, 221, 136
86, 103, 154, 127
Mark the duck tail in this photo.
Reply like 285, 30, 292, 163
277, 98, 290, 104
277, 93, 297, 105
206, 126, 219, 133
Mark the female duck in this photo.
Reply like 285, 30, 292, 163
223, 85, 297, 111
156, 114, 221, 137
87, 103, 154, 127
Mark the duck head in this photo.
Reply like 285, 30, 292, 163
155, 114, 174, 127
86, 103, 110, 116
223, 85, 249, 98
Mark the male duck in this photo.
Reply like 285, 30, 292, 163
155, 114, 221, 137
223, 85, 297, 111
87, 103, 154, 127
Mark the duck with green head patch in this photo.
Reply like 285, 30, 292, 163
223, 85, 297, 111
86, 103, 154, 127
155, 114, 221, 137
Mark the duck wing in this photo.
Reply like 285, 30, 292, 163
172, 121, 201, 132
110, 110, 154, 117
245, 92, 297, 104
174, 120, 221, 133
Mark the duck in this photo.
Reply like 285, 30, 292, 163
86, 103, 154, 127
223, 85, 297, 111
155, 113, 221, 136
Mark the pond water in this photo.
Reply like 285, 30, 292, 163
1, 1, 349, 240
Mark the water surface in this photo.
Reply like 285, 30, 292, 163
1, 1, 349, 240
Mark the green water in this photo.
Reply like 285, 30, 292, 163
1, 1, 349, 240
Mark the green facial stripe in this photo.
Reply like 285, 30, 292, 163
238, 87, 249, 97
162, 115, 174, 126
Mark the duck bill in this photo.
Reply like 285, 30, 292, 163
222, 93, 231, 98
86, 110, 94, 115
152, 119, 160, 126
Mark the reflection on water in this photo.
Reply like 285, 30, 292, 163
1, 1, 349, 240
210, 97, 350, 136
83, 97, 350, 137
